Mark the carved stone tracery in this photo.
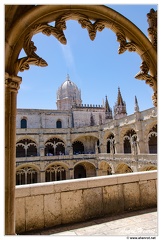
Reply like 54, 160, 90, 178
14, 9, 157, 106
16, 22, 67, 72
147, 8, 157, 50
135, 61, 157, 106
116, 32, 136, 54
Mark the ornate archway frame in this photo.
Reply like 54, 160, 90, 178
5, 5, 157, 105
5, 5, 157, 235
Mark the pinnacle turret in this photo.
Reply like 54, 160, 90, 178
105, 95, 113, 119
114, 87, 127, 119
134, 95, 139, 112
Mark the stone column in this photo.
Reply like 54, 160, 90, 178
69, 168, 74, 179
5, 73, 22, 235
39, 171, 46, 183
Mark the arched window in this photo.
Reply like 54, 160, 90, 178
148, 125, 157, 154
16, 139, 37, 157
21, 118, 27, 128
16, 166, 38, 185
124, 137, 131, 153
72, 141, 84, 154
74, 164, 86, 179
45, 137, 65, 156
123, 129, 137, 154
107, 134, 115, 154
56, 120, 62, 128
45, 165, 66, 182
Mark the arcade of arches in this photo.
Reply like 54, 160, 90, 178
15, 122, 157, 185
5, 5, 157, 235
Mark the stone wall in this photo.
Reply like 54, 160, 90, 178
15, 170, 157, 234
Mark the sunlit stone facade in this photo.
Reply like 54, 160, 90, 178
16, 76, 157, 185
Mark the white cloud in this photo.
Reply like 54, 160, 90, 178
60, 43, 75, 70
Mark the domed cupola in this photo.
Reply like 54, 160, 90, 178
56, 74, 82, 110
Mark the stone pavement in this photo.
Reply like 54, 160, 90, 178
21, 208, 157, 236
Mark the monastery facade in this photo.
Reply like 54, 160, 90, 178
16, 75, 157, 185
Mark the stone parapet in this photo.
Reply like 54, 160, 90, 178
15, 170, 157, 233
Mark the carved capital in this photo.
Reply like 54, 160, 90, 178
5, 73, 22, 92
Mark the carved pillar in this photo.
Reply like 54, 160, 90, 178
69, 168, 74, 179
5, 73, 22, 235
39, 171, 45, 182
114, 126, 121, 153
39, 133, 44, 156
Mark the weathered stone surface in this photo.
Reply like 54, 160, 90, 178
123, 182, 140, 211
103, 185, 124, 214
15, 198, 26, 233
139, 180, 157, 208
61, 190, 85, 224
83, 187, 103, 219
15, 171, 157, 233
26, 195, 44, 231
44, 193, 61, 227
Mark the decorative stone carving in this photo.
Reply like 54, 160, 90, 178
78, 18, 105, 41
5, 73, 22, 92
116, 32, 136, 54
135, 61, 155, 86
147, 8, 157, 50
135, 61, 157, 106
16, 22, 67, 72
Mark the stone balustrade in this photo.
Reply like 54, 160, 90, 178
15, 170, 157, 233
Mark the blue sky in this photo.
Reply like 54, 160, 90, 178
17, 4, 157, 115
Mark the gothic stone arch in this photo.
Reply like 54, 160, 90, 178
5, 5, 157, 235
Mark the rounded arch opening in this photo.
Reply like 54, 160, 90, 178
115, 162, 133, 174
72, 141, 84, 154
45, 163, 67, 182
6, 5, 157, 109
16, 164, 39, 185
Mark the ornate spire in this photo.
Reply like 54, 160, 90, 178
105, 95, 110, 112
114, 87, 127, 119
105, 95, 113, 119
117, 87, 125, 106
134, 95, 139, 112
